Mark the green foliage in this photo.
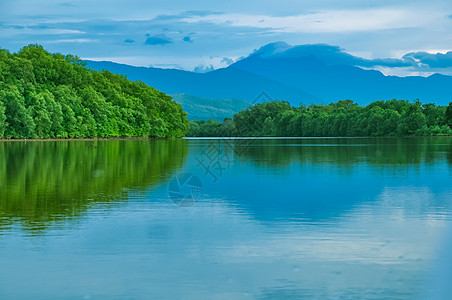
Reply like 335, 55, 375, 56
445, 102, 452, 127
0, 45, 188, 138
186, 119, 230, 137
188, 99, 452, 137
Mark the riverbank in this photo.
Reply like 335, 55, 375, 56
0, 137, 181, 142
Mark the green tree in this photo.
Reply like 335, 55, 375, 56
445, 102, 452, 127
0, 45, 188, 138
0, 84, 35, 138
188, 99, 450, 138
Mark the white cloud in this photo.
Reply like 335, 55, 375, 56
46, 38, 96, 44
37, 29, 85, 35
0, 28, 85, 38
391, 49, 452, 58
182, 8, 443, 33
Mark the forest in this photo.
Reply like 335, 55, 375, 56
187, 99, 452, 137
0, 45, 188, 138
2, 45, 452, 139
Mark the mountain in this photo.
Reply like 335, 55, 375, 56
0, 45, 188, 138
85, 60, 319, 105
171, 94, 250, 121
86, 43, 452, 115
231, 43, 452, 105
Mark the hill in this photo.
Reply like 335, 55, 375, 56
171, 94, 250, 121
0, 45, 188, 138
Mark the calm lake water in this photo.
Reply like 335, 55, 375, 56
1, 138, 452, 299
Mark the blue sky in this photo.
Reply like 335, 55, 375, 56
1, 0, 452, 75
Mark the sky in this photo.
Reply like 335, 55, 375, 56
1, 0, 452, 76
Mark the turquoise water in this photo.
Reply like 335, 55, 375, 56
0, 138, 451, 299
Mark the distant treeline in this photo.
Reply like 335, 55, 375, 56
187, 99, 452, 137
0, 45, 188, 138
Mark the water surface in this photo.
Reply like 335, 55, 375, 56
1, 138, 452, 299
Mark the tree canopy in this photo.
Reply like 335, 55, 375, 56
188, 99, 452, 137
0, 45, 188, 138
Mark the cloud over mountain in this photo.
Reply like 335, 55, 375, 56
250, 42, 452, 73
402, 51, 452, 68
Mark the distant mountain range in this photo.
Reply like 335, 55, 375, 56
85, 59, 318, 103
86, 42, 452, 120
231, 42, 452, 105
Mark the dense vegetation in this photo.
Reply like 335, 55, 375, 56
187, 99, 452, 137
0, 45, 188, 138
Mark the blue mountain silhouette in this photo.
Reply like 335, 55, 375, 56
231, 42, 452, 105
86, 42, 452, 106
85, 60, 319, 105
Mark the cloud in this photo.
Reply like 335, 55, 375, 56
46, 38, 96, 44
402, 51, 452, 68
184, 10, 224, 17
193, 64, 215, 73
154, 10, 223, 22
2, 6, 451, 77
60, 2, 76, 7
182, 8, 442, 33
221, 57, 235, 65
4, 24, 26, 29
249, 42, 452, 75
145, 34, 172, 45
0, 25, 84, 35
0, 15, 268, 69
252, 42, 412, 68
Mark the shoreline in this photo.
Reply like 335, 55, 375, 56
0, 137, 181, 142
1, 136, 450, 142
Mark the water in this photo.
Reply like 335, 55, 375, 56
0, 138, 452, 299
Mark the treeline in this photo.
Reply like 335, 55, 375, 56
187, 99, 452, 137
0, 45, 188, 138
